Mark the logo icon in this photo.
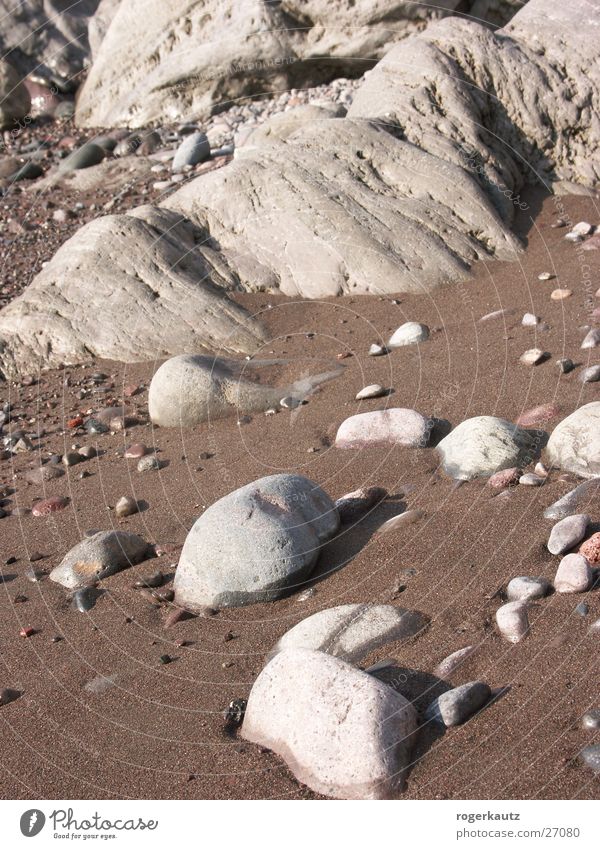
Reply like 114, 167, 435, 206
20, 810, 45, 837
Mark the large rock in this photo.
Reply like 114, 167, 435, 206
49, 531, 149, 589
545, 403, 600, 479
75, 1, 492, 129
437, 416, 540, 480
269, 604, 429, 663
0, 208, 265, 378
0, 0, 100, 81
241, 648, 418, 799
0, 60, 31, 128
174, 475, 339, 610
335, 408, 433, 449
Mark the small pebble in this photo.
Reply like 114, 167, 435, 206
487, 467, 520, 489
537, 272, 554, 281
557, 358, 575, 374
575, 602, 589, 616
376, 509, 424, 534
519, 473, 545, 486
550, 288, 572, 300
522, 313, 540, 326
425, 681, 491, 727
62, 450, 82, 467
520, 348, 548, 365
506, 576, 550, 602
580, 745, 600, 774
582, 710, 600, 731
125, 443, 147, 459
115, 496, 139, 518
580, 365, 600, 383
355, 384, 387, 400
31, 496, 69, 517
554, 553, 592, 593
0, 688, 21, 707
137, 455, 160, 472
368, 343, 387, 356
547, 514, 589, 555
496, 601, 529, 642
581, 328, 600, 349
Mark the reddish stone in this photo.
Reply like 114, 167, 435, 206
124, 443, 147, 459
32, 496, 69, 517
579, 532, 600, 564
67, 416, 83, 428
123, 384, 141, 397
19, 627, 35, 638
516, 403, 561, 427
487, 467, 521, 489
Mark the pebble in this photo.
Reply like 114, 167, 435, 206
554, 553, 593, 593
125, 443, 147, 459
487, 467, 520, 489
579, 532, 600, 564
355, 384, 387, 400
388, 321, 429, 347
137, 455, 160, 472
172, 132, 210, 171
280, 396, 304, 410
78, 445, 97, 460
0, 688, 21, 706
115, 496, 139, 518
59, 142, 105, 171
32, 496, 69, 517
376, 509, 424, 533
537, 272, 554, 281
582, 710, 600, 731
496, 601, 529, 642
522, 313, 540, 326
85, 417, 109, 434
336, 408, 432, 449
581, 328, 600, 349
557, 358, 575, 374
519, 473, 545, 486
62, 450, 82, 467
515, 403, 560, 427
25, 464, 65, 485
506, 576, 550, 602
547, 514, 589, 555
576, 601, 589, 616
550, 288, 572, 299
544, 479, 600, 520
335, 486, 387, 523
425, 681, 491, 727
368, 343, 387, 356
580, 745, 600, 775
572, 221, 593, 236
580, 365, 600, 382
434, 645, 476, 679
520, 348, 548, 365
134, 571, 163, 589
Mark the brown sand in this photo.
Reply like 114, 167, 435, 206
1, 191, 600, 800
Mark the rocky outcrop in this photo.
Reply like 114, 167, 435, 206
0, 0, 100, 82
76, 1, 511, 129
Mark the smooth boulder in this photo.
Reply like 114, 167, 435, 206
174, 474, 339, 609
50, 531, 149, 589
545, 403, 600, 478
335, 408, 432, 449
437, 416, 540, 480
241, 648, 418, 800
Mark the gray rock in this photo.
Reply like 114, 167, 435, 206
0, 60, 31, 128
25, 464, 65, 485
580, 365, 600, 383
355, 384, 387, 400
580, 744, 600, 774
544, 479, 600, 520
547, 514, 589, 555
174, 474, 339, 609
269, 604, 429, 663
335, 408, 432, 449
582, 710, 600, 731
241, 648, 418, 799
557, 357, 575, 374
581, 328, 600, 349
49, 530, 149, 589
519, 473, 545, 486
434, 645, 477, 679
426, 681, 491, 727
506, 576, 550, 602
437, 416, 540, 480
545, 403, 600, 478
59, 143, 106, 172
335, 486, 387, 523
554, 553, 593, 593
137, 455, 160, 472
388, 322, 429, 347
115, 496, 139, 518
172, 132, 210, 171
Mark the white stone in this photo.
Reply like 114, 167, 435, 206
388, 322, 429, 347
545, 402, 600, 478
506, 576, 550, 602
522, 313, 540, 326
547, 514, 589, 555
554, 553, 593, 593
356, 384, 387, 400
437, 416, 538, 480
496, 601, 529, 642
335, 408, 432, 450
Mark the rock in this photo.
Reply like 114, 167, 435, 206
434, 646, 477, 679
62, 451, 82, 467
582, 710, 600, 731
355, 384, 387, 400
269, 604, 428, 663
137, 455, 160, 472
550, 288, 572, 300
545, 402, 600, 478
580, 745, 600, 774
520, 348, 548, 366
335, 408, 432, 449
174, 474, 339, 610
579, 532, 600, 564
425, 681, 491, 727
506, 576, 550, 602
437, 416, 539, 480
368, 344, 387, 357
238, 104, 347, 153
557, 358, 575, 374
25, 464, 65, 485
49, 531, 149, 589
537, 272, 553, 281
335, 486, 387, 523
124, 443, 147, 459
376, 509, 425, 533
32, 496, 69, 517
572, 221, 593, 236
388, 322, 429, 347
582, 328, 600, 349
547, 515, 589, 555
519, 473, 544, 486
172, 133, 210, 171
544, 479, 600, 520
522, 313, 540, 326
553, 553, 593, 593
148, 354, 297, 427
516, 403, 560, 428
58, 143, 106, 172
487, 467, 521, 489
115, 496, 139, 518
241, 648, 417, 800
0, 61, 31, 128
580, 365, 600, 383
496, 601, 529, 642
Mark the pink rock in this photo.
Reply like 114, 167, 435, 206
335, 408, 431, 449
32, 496, 69, 517
579, 532, 600, 564
125, 443, 147, 459
487, 467, 520, 489
554, 553, 593, 593
582, 234, 600, 251
516, 403, 561, 428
